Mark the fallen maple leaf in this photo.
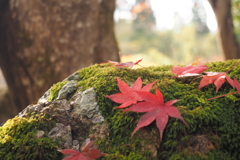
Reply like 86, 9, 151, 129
207, 77, 240, 100
171, 64, 208, 77
198, 60, 240, 92
107, 59, 143, 68
198, 72, 233, 92
105, 77, 157, 109
124, 88, 187, 141
60, 136, 107, 160
227, 77, 240, 92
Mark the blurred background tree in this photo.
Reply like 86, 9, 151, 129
208, 0, 240, 59
192, 0, 209, 36
115, 0, 221, 66
232, 0, 240, 41
131, 0, 156, 33
0, 0, 119, 123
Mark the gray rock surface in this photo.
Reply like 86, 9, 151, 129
38, 89, 50, 104
57, 80, 78, 100
71, 87, 104, 124
18, 87, 108, 150
48, 123, 75, 149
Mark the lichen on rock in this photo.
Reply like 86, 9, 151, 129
71, 87, 104, 124
56, 80, 78, 100
1, 60, 240, 160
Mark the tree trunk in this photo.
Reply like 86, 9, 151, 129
208, 0, 240, 59
0, 0, 120, 112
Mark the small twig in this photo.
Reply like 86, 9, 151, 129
207, 91, 237, 101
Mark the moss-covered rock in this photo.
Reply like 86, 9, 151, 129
1, 59, 240, 160
0, 113, 62, 159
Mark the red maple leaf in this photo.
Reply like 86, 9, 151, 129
171, 64, 208, 77
227, 77, 240, 92
105, 77, 157, 109
124, 88, 187, 141
198, 61, 240, 92
60, 137, 107, 160
107, 59, 143, 68
198, 72, 232, 92
207, 77, 240, 100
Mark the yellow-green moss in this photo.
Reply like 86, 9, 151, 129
0, 113, 62, 160
48, 81, 68, 101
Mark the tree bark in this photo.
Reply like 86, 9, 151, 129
0, 0, 120, 112
208, 0, 240, 59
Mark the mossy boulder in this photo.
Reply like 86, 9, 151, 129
1, 59, 240, 160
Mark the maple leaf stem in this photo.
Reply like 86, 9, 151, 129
225, 61, 240, 74
206, 91, 237, 101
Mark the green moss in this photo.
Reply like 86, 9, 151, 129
0, 113, 62, 160
72, 60, 240, 159
168, 149, 230, 160
104, 151, 150, 160
2, 60, 240, 159
96, 111, 156, 159
48, 80, 68, 101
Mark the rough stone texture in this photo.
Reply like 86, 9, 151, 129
18, 103, 44, 118
48, 123, 74, 149
38, 89, 50, 104
64, 72, 81, 81
56, 80, 78, 100
71, 88, 104, 124
18, 87, 108, 150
